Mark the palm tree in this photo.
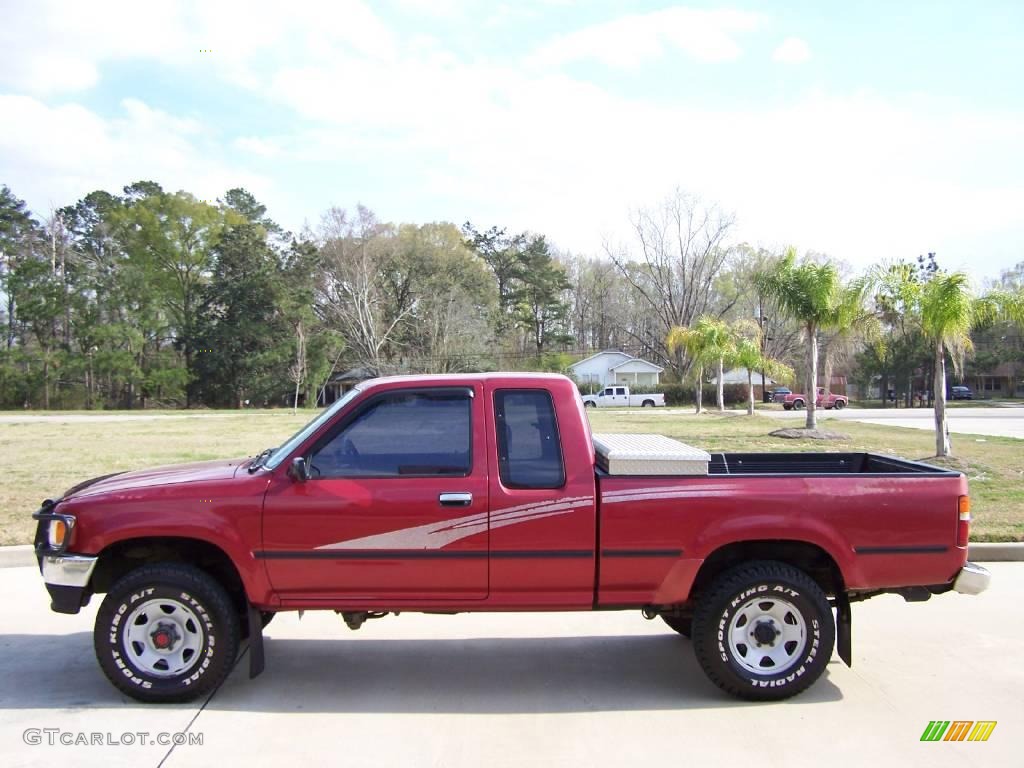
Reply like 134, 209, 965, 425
754, 249, 853, 430
728, 320, 794, 415
874, 269, 1023, 457
820, 285, 882, 401
920, 273, 989, 456
666, 316, 732, 413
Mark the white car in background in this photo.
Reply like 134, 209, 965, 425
581, 385, 665, 408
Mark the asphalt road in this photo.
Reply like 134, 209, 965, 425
761, 405, 1024, 439
1, 563, 1021, 767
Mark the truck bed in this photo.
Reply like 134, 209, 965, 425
595, 451, 968, 605
706, 452, 957, 476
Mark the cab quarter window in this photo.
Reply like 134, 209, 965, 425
494, 390, 565, 489
310, 391, 471, 478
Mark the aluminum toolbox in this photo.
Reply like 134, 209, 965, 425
592, 433, 711, 476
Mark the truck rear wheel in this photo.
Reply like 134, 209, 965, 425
691, 561, 834, 701
642, 399, 655, 408
94, 563, 241, 704
834, 400, 845, 410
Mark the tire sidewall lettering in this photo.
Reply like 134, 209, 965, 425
716, 580, 822, 690
103, 585, 215, 691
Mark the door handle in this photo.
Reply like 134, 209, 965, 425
439, 492, 473, 507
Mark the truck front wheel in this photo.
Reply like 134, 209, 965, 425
94, 563, 241, 704
691, 561, 834, 701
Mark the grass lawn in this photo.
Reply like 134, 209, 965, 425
1, 408, 1020, 545
0, 410, 311, 546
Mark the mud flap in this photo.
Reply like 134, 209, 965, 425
835, 592, 852, 667
247, 603, 265, 679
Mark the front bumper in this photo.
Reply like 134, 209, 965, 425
952, 562, 991, 596
33, 499, 96, 614
39, 554, 97, 614
42, 553, 98, 587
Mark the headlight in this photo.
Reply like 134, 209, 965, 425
47, 517, 74, 549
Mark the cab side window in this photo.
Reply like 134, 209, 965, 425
494, 389, 565, 489
310, 390, 471, 478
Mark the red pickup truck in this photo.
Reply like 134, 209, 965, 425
33, 373, 988, 704
782, 387, 848, 410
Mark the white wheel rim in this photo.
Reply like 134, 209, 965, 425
727, 595, 807, 675
123, 598, 205, 678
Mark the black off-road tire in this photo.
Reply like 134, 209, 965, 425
834, 400, 846, 410
642, 399, 655, 408
94, 563, 241, 704
661, 614, 692, 638
792, 399, 805, 410
691, 561, 834, 701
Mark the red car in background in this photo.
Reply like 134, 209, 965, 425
782, 387, 848, 410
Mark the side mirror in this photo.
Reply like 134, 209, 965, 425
289, 457, 310, 483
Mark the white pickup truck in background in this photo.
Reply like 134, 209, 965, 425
581, 386, 666, 408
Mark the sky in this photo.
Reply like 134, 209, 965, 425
1, 0, 1022, 279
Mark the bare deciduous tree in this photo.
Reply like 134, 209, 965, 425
605, 189, 736, 378
288, 318, 306, 412
316, 206, 412, 372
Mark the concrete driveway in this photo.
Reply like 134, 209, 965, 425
1, 564, 1021, 767
762, 405, 1024, 439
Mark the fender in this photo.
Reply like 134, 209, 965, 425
689, 518, 854, 584
60, 489, 276, 606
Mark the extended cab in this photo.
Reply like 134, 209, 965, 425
782, 387, 848, 410
33, 373, 987, 703
581, 385, 665, 408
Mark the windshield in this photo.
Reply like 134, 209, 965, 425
263, 387, 362, 470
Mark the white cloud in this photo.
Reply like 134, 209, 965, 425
0, 1, 188, 93
393, 0, 464, 17
773, 37, 812, 64
2, 2, 1023, 278
234, 136, 282, 157
0, 95, 270, 212
0, 0, 396, 94
251, 36, 1024, 277
530, 8, 764, 70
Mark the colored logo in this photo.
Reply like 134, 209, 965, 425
920, 721, 997, 742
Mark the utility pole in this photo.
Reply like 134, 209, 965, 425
757, 299, 771, 403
